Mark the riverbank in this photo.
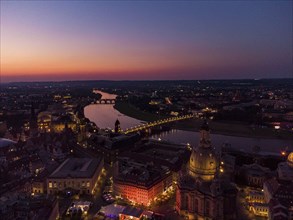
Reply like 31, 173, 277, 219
114, 101, 293, 140
114, 102, 168, 122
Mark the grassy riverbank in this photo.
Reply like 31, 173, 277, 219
114, 101, 293, 139
114, 101, 168, 122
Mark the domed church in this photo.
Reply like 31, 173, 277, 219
176, 121, 238, 220
189, 120, 219, 181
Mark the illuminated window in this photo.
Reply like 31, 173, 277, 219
87, 181, 90, 187
49, 182, 52, 188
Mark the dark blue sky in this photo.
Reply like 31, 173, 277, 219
1, 0, 292, 81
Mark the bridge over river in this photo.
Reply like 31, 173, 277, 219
96, 99, 116, 104
122, 114, 194, 134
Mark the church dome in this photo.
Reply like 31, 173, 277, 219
287, 152, 293, 168
188, 120, 219, 181
189, 146, 218, 181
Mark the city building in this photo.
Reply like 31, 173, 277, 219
0, 194, 59, 220
113, 157, 173, 206
37, 111, 52, 133
268, 198, 293, 220
47, 157, 104, 195
277, 152, 293, 181
98, 204, 153, 220
247, 190, 268, 217
119, 206, 144, 220
263, 178, 293, 220
249, 203, 269, 217
239, 163, 272, 188
176, 121, 238, 220
90, 133, 140, 164
32, 162, 59, 194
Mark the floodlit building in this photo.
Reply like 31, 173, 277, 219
249, 203, 269, 217
113, 158, 173, 206
47, 157, 104, 195
37, 111, 77, 133
37, 111, 52, 133
247, 190, 268, 217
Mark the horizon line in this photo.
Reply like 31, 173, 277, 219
1, 77, 293, 84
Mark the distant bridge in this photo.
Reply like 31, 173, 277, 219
122, 114, 194, 134
96, 99, 116, 104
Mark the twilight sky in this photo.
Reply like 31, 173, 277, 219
0, 1, 292, 82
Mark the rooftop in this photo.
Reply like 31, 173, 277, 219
121, 206, 143, 218
115, 158, 170, 188
49, 157, 102, 178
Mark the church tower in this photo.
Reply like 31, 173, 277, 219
199, 120, 211, 148
29, 102, 38, 137
114, 119, 121, 133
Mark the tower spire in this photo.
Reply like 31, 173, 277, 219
115, 119, 121, 133
199, 119, 211, 148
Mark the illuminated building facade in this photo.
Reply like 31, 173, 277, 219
113, 158, 173, 206
247, 190, 268, 217
38, 111, 52, 133
37, 111, 77, 133
47, 157, 104, 195
32, 179, 46, 194
176, 121, 237, 220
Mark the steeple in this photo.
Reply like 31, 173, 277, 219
115, 119, 121, 133
29, 102, 38, 136
199, 120, 211, 148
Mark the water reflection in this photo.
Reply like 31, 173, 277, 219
84, 104, 143, 130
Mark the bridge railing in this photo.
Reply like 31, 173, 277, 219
122, 114, 194, 134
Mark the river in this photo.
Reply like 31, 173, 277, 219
84, 90, 293, 154
84, 90, 144, 130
